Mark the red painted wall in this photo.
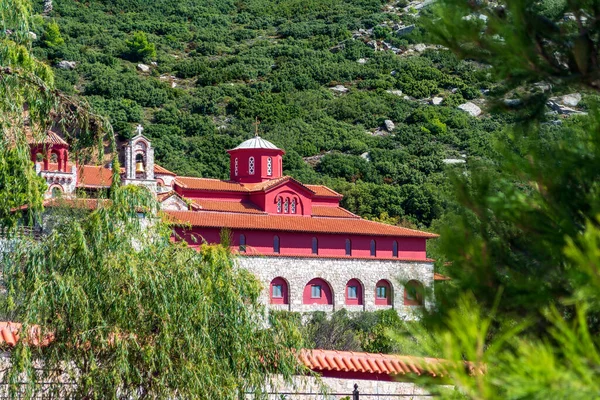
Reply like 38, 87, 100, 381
303, 278, 333, 305
270, 277, 289, 304
175, 227, 429, 260
345, 278, 363, 305
263, 182, 313, 216
375, 279, 392, 306
227, 148, 284, 183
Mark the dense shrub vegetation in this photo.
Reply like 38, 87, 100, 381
32, 0, 505, 227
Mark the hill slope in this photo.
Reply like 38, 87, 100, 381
33, 0, 505, 227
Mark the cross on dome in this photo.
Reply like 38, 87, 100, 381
253, 117, 260, 137
136, 124, 144, 136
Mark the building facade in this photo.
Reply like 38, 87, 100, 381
30, 127, 438, 317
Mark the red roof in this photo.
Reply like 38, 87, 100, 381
154, 164, 176, 176
0, 322, 53, 347
77, 165, 113, 188
305, 185, 343, 198
27, 130, 68, 146
300, 349, 448, 377
311, 206, 358, 219
165, 210, 437, 238
434, 273, 451, 281
193, 200, 265, 214
174, 176, 317, 195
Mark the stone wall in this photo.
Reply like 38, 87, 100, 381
237, 256, 434, 317
256, 374, 437, 400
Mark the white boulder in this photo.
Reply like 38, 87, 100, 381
458, 102, 482, 117
56, 61, 76, 70
383, 119, 395, 132
330, 85, 349, 93
137, 64, 150, 72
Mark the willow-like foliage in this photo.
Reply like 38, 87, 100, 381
0, 0, 112, 233
3, 186, 306, 399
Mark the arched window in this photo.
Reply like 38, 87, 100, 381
345, 239, 352, 256
370, 240, 376, 257
311, 237, 318, 255
239, 234, 246, 253
249, 157, 255, 175
345, 279, 363, 306
291, 198, 297, 214
273, 235, 280, 254
303, 278, 333, 305
270, 277, 289, 305
276, 197, 282, 213
51, 186, 63, 198
234, 157, 239, 176
404, 280, 424, 306
284, 197, 289, 213
267, 157, 272, 176
50, 153, 58, 163
392, 241, 398, 258
375, 279, 392, 306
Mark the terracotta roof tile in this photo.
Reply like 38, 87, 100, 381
299, 349, 448, 377
311, 206, 359, 219
165, 210, 438, 238
175, 177, 249, 192
26, 130, 68, 146
77, 165, 113, 188
174, 176, 314, 194
434, 273, 451, 281
193, 200, 265, 214
0, 322, 53, 347
154, 164, 176, 176
305, 185, 343, 198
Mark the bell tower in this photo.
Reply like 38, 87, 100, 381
123, 125, 156, 191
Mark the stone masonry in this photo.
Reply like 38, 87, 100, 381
238, 256, 434, 318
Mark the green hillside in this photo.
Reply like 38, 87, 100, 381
32, 0, 505, 227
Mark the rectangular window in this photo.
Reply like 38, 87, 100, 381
272, 285, 283, 298
311, 285, 322, 298
347, 286, 357, 299
376, 286, 387, 299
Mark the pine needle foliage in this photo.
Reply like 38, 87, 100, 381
388, 1, 600, 398
2, 186, 306, 399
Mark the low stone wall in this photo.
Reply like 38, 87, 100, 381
259, 374, 436, 400
238, 256, 434, 318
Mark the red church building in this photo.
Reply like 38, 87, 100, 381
31, 127, 438, 316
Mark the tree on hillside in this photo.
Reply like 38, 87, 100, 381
393, 1, 600, 398
124, 31, 156, 62
1, 2, 305, 398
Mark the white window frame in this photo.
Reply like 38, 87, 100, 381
284, 198, 289, 213
291, 198, 297, 214
376, 286, 387, 299
267, 157, 272, 176
234, 158, 238, 176
277, 197, 282, 213
249, 157, 255, 175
